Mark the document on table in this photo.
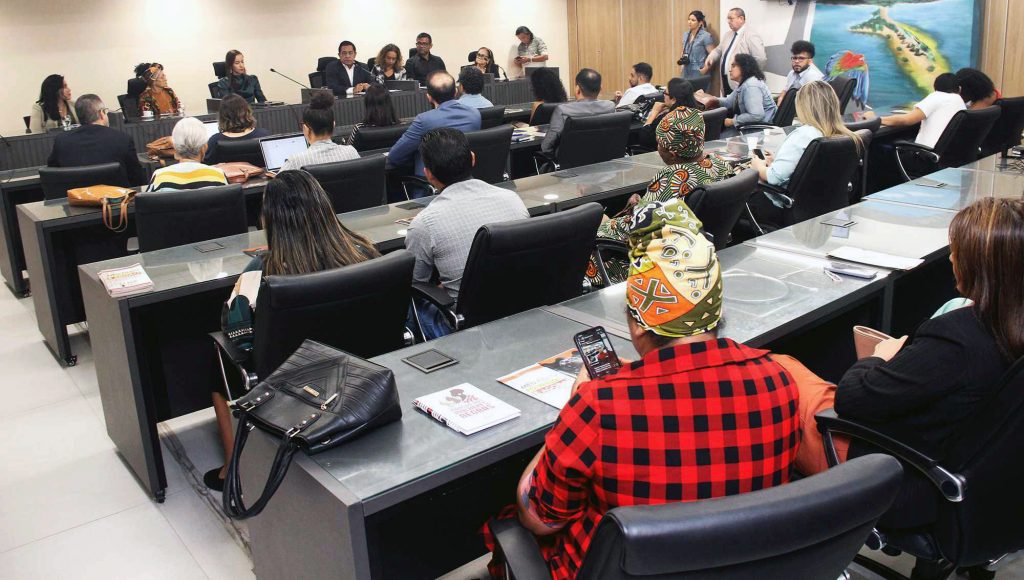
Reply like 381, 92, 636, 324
497, 348, 583, 408
827, 246, 924, 270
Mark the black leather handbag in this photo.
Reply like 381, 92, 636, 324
223, 340, 402, 519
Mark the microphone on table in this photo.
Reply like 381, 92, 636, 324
270, 68, 311, 90
495, 64, 510, 82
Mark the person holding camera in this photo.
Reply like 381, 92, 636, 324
679, 10, 715, 79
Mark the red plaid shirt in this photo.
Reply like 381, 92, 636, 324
526, 338, 799, 579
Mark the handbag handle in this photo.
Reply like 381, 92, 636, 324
222, 410, 298, 520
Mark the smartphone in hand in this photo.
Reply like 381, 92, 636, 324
573, 327, 622, 379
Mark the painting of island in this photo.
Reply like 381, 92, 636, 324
810, 0, 981, 111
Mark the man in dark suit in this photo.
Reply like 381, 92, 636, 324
47, 94, 146, 186
325, 40, 375, 97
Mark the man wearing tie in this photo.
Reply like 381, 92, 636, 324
701, 7, 766, 97
325, 41, 375, 97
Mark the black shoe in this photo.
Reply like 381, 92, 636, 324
204, 467, 225, 492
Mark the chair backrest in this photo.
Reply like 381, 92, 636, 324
686, 169, 758, 250
556, 111, 633, 169
214, 138, 265, 167
117, 94, 140, 120
366, 57, 376, 69
39, 162, 128, 201
774, 88, 798, 127
931, 106, 1001, 168
456, 203, 603, 329
213, 61, 227, 78
701, 107, 728, 142
688, 75, 712, 93
208, 82, 220, 99
309, 72, 325, 89
843, 116, 881, 134
316, 56, 336, 72
350, 124, 409, 152
134, 184, 248, 253
980, 97, 1024, 157
302, 155, 387, 213
785, 136, 860, 224
127, 78, 147, 98
478, 105, 506, 129
828, 75, 857, 113
576, 454, 903, 580
531, 102, 559, 126
252, 250, 414, 378
850, 128, 875, 204
465, 125, 513, 184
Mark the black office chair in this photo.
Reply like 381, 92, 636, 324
686, 169, 758, 250
39, 163, 128, 201
816, 357, 1024, 578
491, 454, 903, 580
412, 203, 603, 332
212, 139, 265, 167
740, 89, 798, 133
828, 75, 857, 113
308, 72, 324, 89
688, 74, 712, 93
211, 251, 416, 392
844, 115, 882, 134
213, 61, 227, 78
530, 103, 559, 126
117, 94, 140, 120
135, 184, 247, 253
748, 136, 861, 233
850, 128, 874, 204
208, 82, 220, 99
350, 124, 409, 152
701, 107, 729, 142
893, 106, 1001, 181
980, 97, 1024, 157
302, 155, 387, 213
479, 105, 507, 129
307, 56, 336, 89
127, 77, 147, 98
466, 125, 513, 184
534, 111, 633, 174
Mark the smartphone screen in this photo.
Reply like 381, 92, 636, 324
753, 148, 765, 160
573, 327, 621, 379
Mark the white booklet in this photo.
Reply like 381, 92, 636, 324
413, 383, 520, 435
97, 263, 154, 297
827, 246, 924, 271
497, 348, 583, 409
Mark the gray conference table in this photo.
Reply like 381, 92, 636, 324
866, 166, 1024, 212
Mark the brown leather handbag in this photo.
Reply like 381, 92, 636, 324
146, 136, 175, 158
67, 185, 136, 233
214, 162, 265, 184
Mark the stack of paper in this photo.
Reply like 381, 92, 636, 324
497, 348, 582, 408
97, 263, 154, 297
827, 247, 924, 270
413, 383, 520, 435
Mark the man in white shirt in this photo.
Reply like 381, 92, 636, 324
701, 7, 766, 96
875, 73, 965, 148
778, 40, 824, 106
614, 62, 658, 108
325, 40, 375, 97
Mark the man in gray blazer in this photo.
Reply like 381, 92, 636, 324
701, 7, 767, 96
541, 69, 615, 154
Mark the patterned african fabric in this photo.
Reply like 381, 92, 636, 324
655, 106, 705, 159
138, 87, 181, 117
483, 338, 800, 580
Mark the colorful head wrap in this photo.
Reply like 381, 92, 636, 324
626, 198, 722, 337
655, 107, 706, 159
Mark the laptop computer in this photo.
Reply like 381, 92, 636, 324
203, 121, 220, 139
384, 80, 419, 92
259, 134, 308, 173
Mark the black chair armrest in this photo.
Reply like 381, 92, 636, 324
209, 331, 257, 398
593, 239, 630, 287
893, 140, 940, 182
738, 124, 775, 134
210, 330, 251, 366
758, 182, 795, 208
532, 151, 558, 174
410, 282, 460, 331
489, 519, 551, 580
399, 175, 434, 200
815, 408, 966, 502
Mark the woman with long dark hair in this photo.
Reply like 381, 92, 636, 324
208, 170, 380, 490
372, 43, 407, 82
514, 25, 549, 74
698, 53, 776, 128
527, 67, 568, 124
638, 77, 701, 149
215, 49, 267, 104
345, 84, 400, 144
679, 10, 715, 79
31, 74, 78, 133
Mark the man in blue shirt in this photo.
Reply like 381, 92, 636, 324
389, 71, 481, 196
457, 68, 494, 109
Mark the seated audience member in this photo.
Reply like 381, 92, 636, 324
47, 94, 146, 186
207, 169, 379, 491
202, 94, 270, 164
457, 67, 494, 109
697, 54, 776, 128
215, 50, 267, 104
835, 198, 1023, 578
527, 67, 568, 124
405, 128, 529, 339
955, 67, 999, 110
146, 118, 228, 191
406, 32, 447, 85
138, 63, 182, 117
388, 71, 481, 182
541, 68, 615, 154
638, 77, 701, 150
778, 40, 823, 106
31, 74, 78, 133
614, 62, 658, 108
874, 72, 964, 149
484, 197, 800, 580
326, 40, 375, 97
371, 43, 408, 82
281, 91, 359, 171
751, 80, 861, 187
344, 84, 400, 145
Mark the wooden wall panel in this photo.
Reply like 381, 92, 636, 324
1001, 0, 1024, 97
980, 0, 1007, 89
621, 0, 675, 89
568, 0, 580, 81
574, 0, 624, 98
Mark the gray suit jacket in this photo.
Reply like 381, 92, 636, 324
541, 99, 617, 153
705, 26, 767, 91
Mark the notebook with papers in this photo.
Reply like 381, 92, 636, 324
259, 134, 308, 173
